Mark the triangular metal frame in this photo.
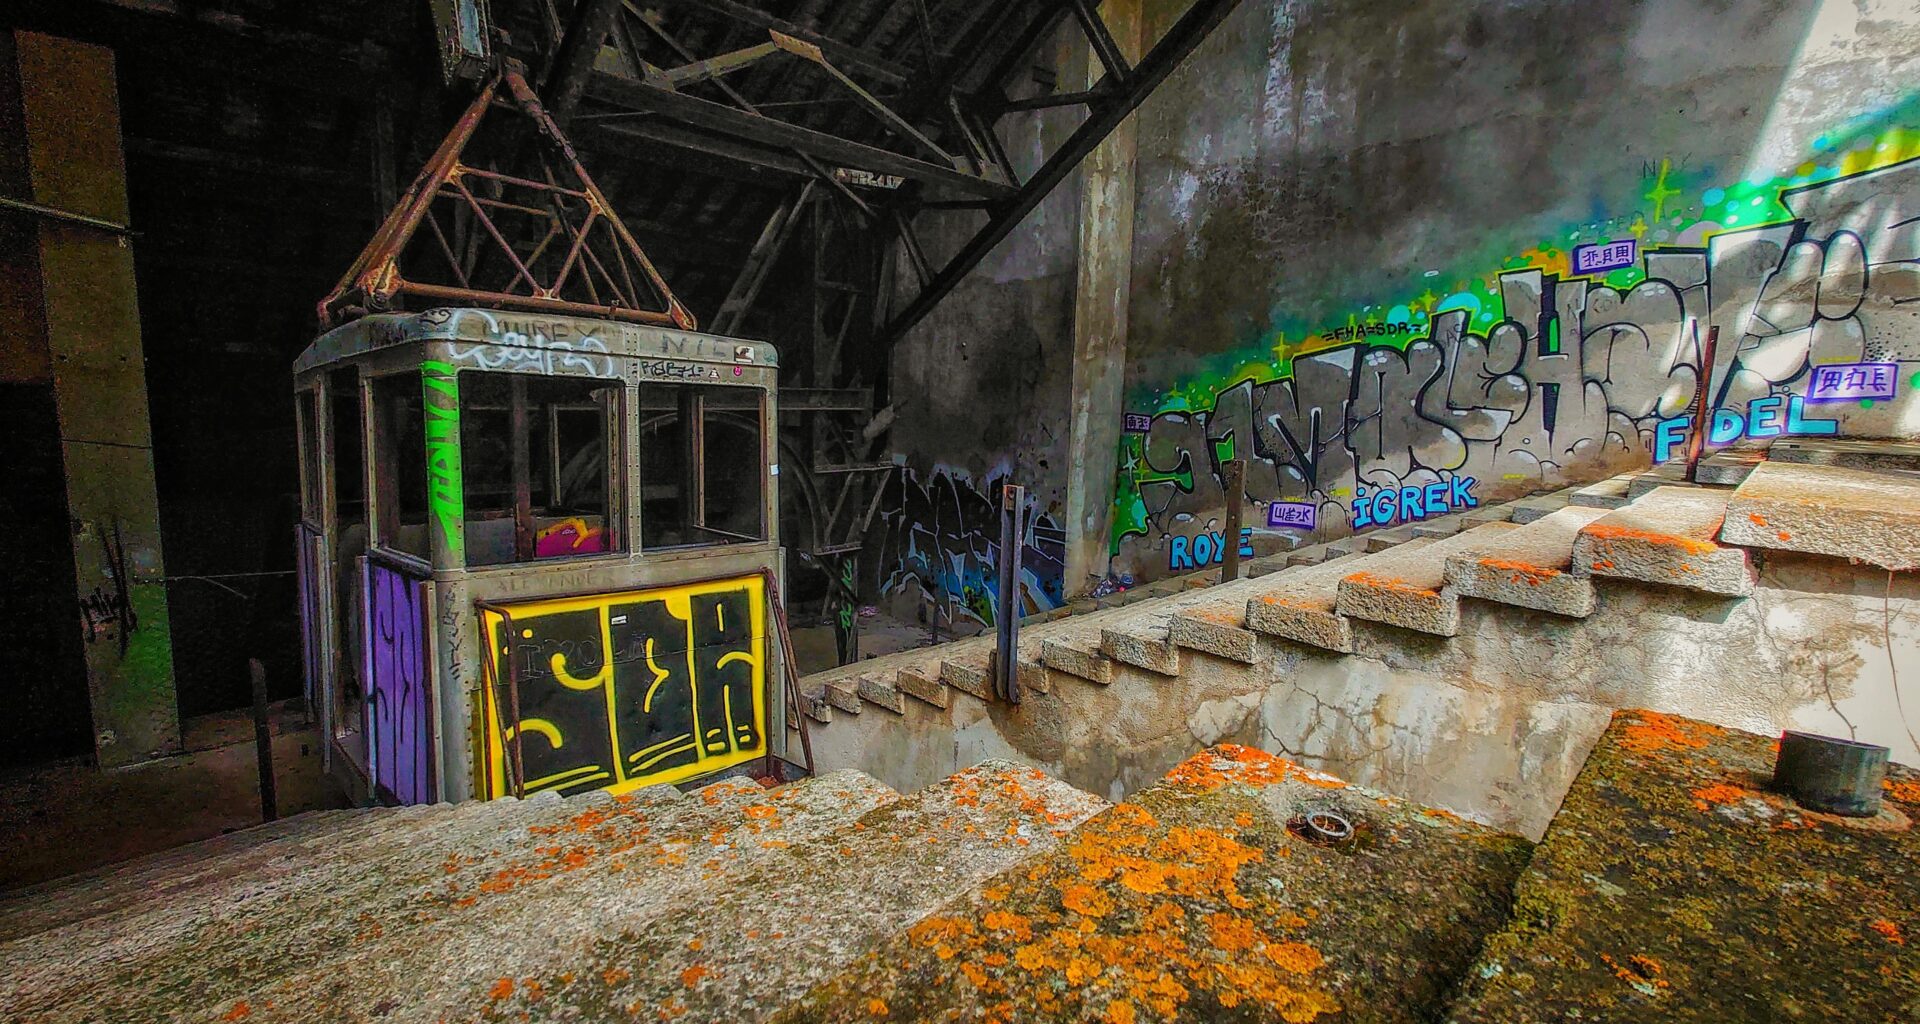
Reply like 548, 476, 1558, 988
319, 66, 696, 331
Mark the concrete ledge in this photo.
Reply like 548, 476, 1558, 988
895, 667, 950, 709
939, 654, 993, 699
1572, 486, 1753, 597
1445, 506, 1608, 618
1568, 474, 1633, 509
1038, 635, 1114, 685
1768, 436, 1920, 474
822, 681, 862, 715
803, 692, 833, 723
1720, 461, 1920, 571
1099, 623, 1179, 675
1334, 524, 1517, 635
1510, 487, 1576, 525
856, 675, 906, 714
1694, 443, 1766, 486
1168, 607, 1258, 662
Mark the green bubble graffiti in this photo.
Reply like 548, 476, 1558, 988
423, 360, 465, 562
1110, 92, 1920, 552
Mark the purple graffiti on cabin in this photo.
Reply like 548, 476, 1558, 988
364, 559, 433, 804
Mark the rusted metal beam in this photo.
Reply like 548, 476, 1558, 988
544, 0, 625, 129
883, 0, 1248, 347
585, 71, 1017, 200
645, 0, 911, 87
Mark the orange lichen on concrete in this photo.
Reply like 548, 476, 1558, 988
1162, 745, 1347, 794
220, 1002, 251, 1021
1601, 953, 1670, 991
1871, 919, 1905, 945
1589, 558, 1616, 570
1581, 522, 1719, 555
1266, 942, 1327, 974
1343, 571, 1439, 598
1478, 557, 1561, 585
1690, 783, 1753, 811
1777, 531, 1793, 542
679, 964, 712, 988
489, 978, 514, 1001
1617, 710, 1724, 755
867, 997, 889, 1016
1748, 513, 1769, 527
1885, 779, 1920, 805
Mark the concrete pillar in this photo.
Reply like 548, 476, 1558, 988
1062, 0, 1144, 598
9, 32, 181, 766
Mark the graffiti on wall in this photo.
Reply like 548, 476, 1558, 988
877, 467, 1066, 628
478, 575, 765, 799
1115, 106, 1920, 573
422, 360, 464, 562
363, 559, 433, 805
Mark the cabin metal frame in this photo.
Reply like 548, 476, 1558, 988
293, 306, 785, 805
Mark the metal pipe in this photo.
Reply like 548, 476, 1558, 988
1685, 325, 1720, 482
0, 194, 133, 236
759, 568, 815, 777
995, 484, 1026, 704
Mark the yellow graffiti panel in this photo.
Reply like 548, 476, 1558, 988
477, 575, 767, 799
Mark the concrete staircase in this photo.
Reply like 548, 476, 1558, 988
796, 443, 1920, 837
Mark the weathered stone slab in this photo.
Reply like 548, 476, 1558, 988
1568, 473, 1633, 509
856, 675, 907, 714
517, 762, 1105, 1024
1445, 506, 1609, 618
1412, 516, 1465, 538
1168, 603, 1260, 661
1446, 710, 1920, 1023
1768, 436, 1920, 474
1335, 523, 1520, 635
1694, 443, 1766, 486
1242, 538, 1437, 652
895, 666, 950, 709
1509, 487, 1575, 525
822, 680, 861, 715
1039, 634, 1114, 685
1363, 525, 1419, 552
1572, 486, 1753, 597
1626, 461, 1690, 500
1720, 460, 1920, 570
775, 746, 1531, 1024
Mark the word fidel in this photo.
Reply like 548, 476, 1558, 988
1652, 394, 1838, 463
1352, 477, 1478, 530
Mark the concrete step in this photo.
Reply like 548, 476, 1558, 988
1362, 525, 1420, 552
1444, 506, 1611, 618
1626, 461, 1691, 499
776, 746, 1531, 1023
1242, 536, 1457, 653
1335, 522, 1523, 635
1567, 473, 1634, 509
0, 805, 430, 942
1571, 485, 1753, 597
1508, 486, 1577, 524
217, 772, 900, 1024
856, 673, 908, 714
4, 774, 897, 1024
1767, 436, 1920, 474
1694, 443, 1767, 486
1720, 461, 1920, 571
1158, 545, 1381, 664
1, 786, 684, 1021
518, 761, 1106, 1023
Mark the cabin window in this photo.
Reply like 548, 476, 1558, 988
296, 388, 323, 523
638, 383, 766, 549
460, 372, 624, 567
369, 373, 431, 560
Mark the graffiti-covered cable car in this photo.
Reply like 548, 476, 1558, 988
293, 310, 785, 805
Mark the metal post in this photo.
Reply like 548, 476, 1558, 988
1685, 326, 1720, 482
1221, 459, 1246, 583
995, 484, 1026, 704
249, 658, 278, 822
759, 569, 816, 778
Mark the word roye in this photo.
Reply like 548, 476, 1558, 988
1169, 528, 1254, 570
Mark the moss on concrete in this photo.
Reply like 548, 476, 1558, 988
1445, 709, 1920, 1022
774, 745, 1532, 1023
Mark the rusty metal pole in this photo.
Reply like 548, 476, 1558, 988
760, 569, 816, 778
1221, 459, 1246, 583
249, 658, 278, 822
1685, 326, 1720, 483
995, 484, 1026, 704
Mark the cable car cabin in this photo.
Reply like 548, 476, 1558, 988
292, 308, 784, 807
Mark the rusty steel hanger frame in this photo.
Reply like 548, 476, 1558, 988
319, 64, 696, 332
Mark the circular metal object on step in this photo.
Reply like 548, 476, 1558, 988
1303, 809, 1354, 843
1772, 731, 1889, 818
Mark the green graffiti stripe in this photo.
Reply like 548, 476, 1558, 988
422, 360, 464, 561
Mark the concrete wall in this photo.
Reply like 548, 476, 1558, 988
1112, 0, 1920, 583
875, 26, 1092, 627
808, 551, 1920, 840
